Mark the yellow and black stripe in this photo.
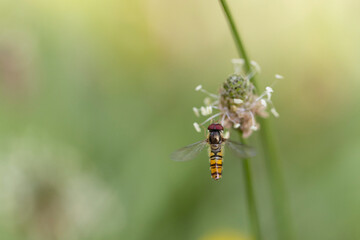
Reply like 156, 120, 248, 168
209, 147, 223, 180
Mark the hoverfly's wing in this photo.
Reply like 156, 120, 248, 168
171, 140, 208, 162
225, 139, 256, 159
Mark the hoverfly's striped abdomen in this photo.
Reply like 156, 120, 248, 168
209, 146, 223, 180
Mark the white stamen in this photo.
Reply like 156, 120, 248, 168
200, 106, 207, 116
231, 58, 245, 65
223, 131, 230, 139
221, 114, 226, 125
275, 74, 284, 79
231, 58, 245, 74
250, 60, 261, 72
192, 107, 200, 117
236, 108, 246, 113
201, 112, 222, 125
195, 85, 202, 91
200, 89, 219, 99
265, 87, 273, 101
260, 99, 267, 107
266, 86, 274, 93
226, 112, 237, 124
233, 98, 243, 104
250, 125, 258, 131
210, 100, 219, 107
234, 123, 241, 129
271, 108, 280, 117
255, 87, 272, 102
193, 122, 201, 132
249, 111, 258, 131
246, 71, 256, 80
206, 106, 213, 115
204, 97, 211, 106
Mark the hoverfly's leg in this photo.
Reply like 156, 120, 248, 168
201, 125, 207, 138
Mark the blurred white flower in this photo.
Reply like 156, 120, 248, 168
0, 135, 125, 240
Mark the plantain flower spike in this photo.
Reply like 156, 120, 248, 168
192, 59, 281, 138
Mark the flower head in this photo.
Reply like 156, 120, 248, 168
191, 59, 282, 138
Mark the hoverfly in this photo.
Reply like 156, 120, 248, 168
171, 123, 256, 180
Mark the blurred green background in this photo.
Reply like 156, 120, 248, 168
0, 0, 360, 240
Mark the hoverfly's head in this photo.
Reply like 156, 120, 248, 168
208, 124, 223, 144
207, 123, 223, 132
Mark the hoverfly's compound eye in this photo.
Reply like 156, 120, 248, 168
208, 123, 224, 131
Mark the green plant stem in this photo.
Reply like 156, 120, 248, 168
218, 0, 257, 88
219, 0, 293, 240
238, 133, 262, 240
258, 118, 293, 240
